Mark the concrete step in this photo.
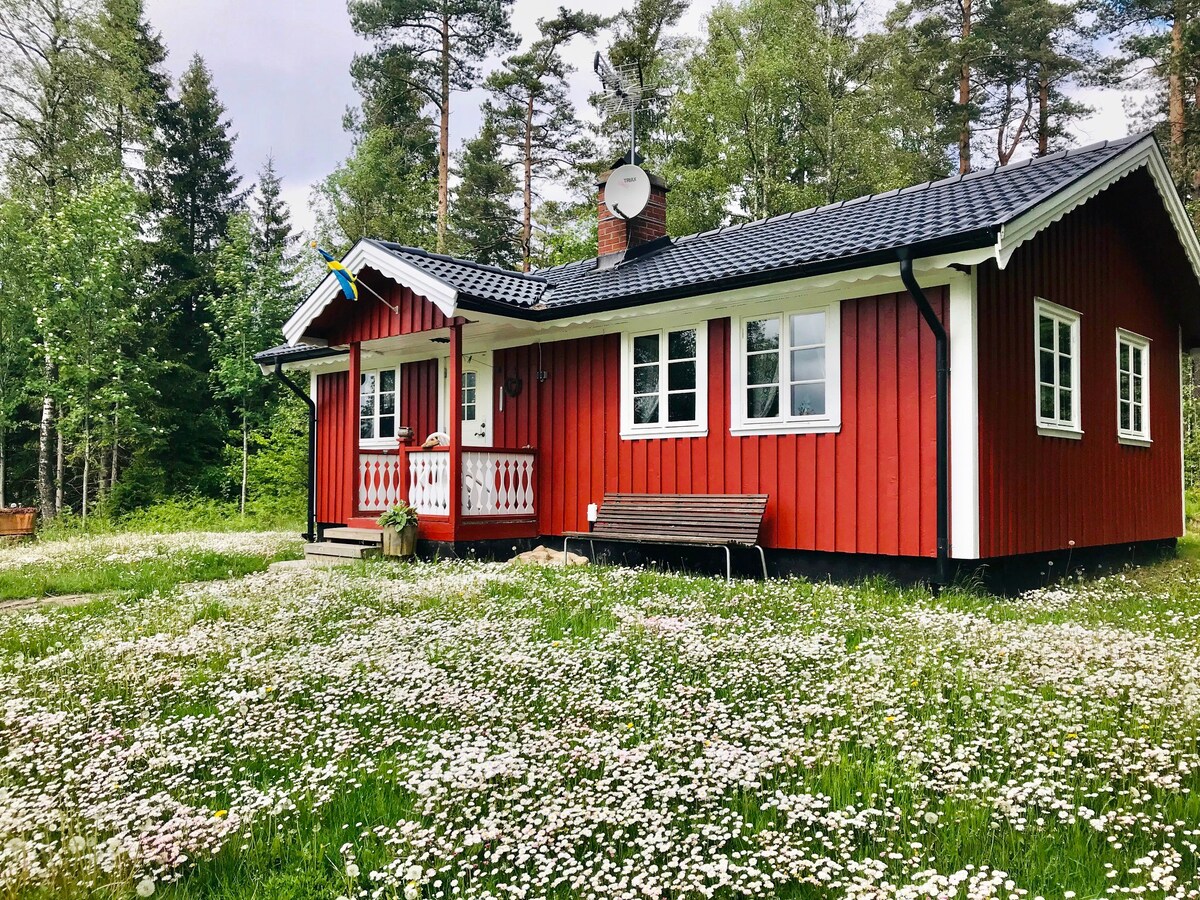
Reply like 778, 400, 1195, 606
304, 542, 381, 561
323, 526, 383, 545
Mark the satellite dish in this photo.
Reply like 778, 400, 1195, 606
605, 164, 652, 220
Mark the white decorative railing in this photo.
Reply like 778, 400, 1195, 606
461, 450, 536, 517
358, 452, 404, 513
407, 451, 451, 516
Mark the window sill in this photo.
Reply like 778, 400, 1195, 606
360, 439, 400, 451
730, 420, 841, 437
1037, 425, 1083, 440
620, 426, 709, 441
1118, 434, 1152, 447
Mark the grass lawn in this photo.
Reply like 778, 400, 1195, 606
0, 540, 1198, 900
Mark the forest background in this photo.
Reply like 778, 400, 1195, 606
2, 0, 1198, 525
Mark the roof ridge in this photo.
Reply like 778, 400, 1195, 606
371, 240, 548, 284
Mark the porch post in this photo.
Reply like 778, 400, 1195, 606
448, 321, 463, 539
347, 341, 361, 520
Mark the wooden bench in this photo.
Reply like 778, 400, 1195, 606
563, 493, 769, 579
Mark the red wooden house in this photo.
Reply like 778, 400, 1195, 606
258, 132, 1200, 579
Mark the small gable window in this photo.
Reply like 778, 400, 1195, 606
360, 368, 398, 446
1116, 329, 1151, 444
620, 323, 708, 439
730, 302, 841, 435
1034, 299, 1081, 437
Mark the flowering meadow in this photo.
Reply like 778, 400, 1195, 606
1, 546, 1199, 900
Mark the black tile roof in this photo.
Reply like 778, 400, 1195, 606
267, 133, 1158, 362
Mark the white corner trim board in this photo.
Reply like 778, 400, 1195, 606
282, 240, 460, 346
948, 269, 980, 560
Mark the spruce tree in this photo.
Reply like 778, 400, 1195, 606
136, 54, 242, 502
252, 156, 294, 259
451, 119, 521, 268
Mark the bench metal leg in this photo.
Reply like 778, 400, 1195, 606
755, 545, 768, 580
562, 536, 569, 566
724, 545, 732, 581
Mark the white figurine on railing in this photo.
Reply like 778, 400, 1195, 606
422, 431, 449, 449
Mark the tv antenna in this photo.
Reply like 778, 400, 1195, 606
594, 51, 668, 161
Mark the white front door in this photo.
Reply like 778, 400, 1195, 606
441, 351, 493, 447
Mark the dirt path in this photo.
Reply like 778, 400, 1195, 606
0, 594, 96, 614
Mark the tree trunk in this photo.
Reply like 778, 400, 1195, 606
111, 407, 119, 491
55, 429, 64, 515
1038, 73, 1049, 156
1170, 9, 1186, 170
437, 14, 451, 254
959, 0, 972, 175
241, 415, 248, 517
0, 426, 6, 509
37, 358, 54, 519
522, 94, 535, 273
82, 422, 90, 524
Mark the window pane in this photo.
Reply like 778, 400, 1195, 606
462, 371, 476, 389
380, 370, 395, 392
1059, 388, 1072, 422
790, 312, 825, 347
1039, 315, 1054, 350
747, 352, 779, 386
1132, 347, 1143, 376
1119, 372, 1131, 401
748, 386, 779, 419
1133, 376, 1143, 404
1040, 350, 1054, 385
1133, 406, 1143, 434
791, 383, 825, 417
668, 393, 696, 423
634, 365, 659, 394
634, 395, 660, 424
668, 361, 696, 392
360, 419, 374, 440
791, 347, 825, 382
1119, 343, 1130, 372
746, 318, 780, 353
462, 405, 475, 422
1040, 385, 1055, 419
1058, 321, 1071, 354
381, 393, 395, 415
1058, 353, 1072, 389
360, 372, 376, 396
360, 395, 375, 417
634, 334, 659, 364
379, 416, 395, 438
668, 329, 697, 360
1120, 402, 1131, 431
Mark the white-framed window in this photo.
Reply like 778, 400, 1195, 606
730, 302, 841, 435
360, 368, 398, 447
1116, 329, 1151, 444
462, 370, 478, 421
1034, 298, 1082, 437
619, 322, 708, 438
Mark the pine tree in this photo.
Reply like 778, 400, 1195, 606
252, 156, 293, 259
348, 0, 517, 252
485, 8, 608, 271
451, 118, 521, 268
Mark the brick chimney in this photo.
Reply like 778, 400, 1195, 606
597, 164, 669, 258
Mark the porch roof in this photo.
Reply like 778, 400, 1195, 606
268, 131, 1200, 363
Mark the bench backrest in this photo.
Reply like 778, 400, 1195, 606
592, 493, 769, 545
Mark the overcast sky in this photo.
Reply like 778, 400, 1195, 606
144, 0, 1133, 237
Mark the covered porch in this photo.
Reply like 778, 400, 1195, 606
342, 320, 540, 544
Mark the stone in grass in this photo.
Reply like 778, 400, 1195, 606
511, 545, 589, 567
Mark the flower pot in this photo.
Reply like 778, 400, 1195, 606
382, 522, 418, 558
0, 508, 36, 538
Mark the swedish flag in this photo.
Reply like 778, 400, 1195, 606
313, 244, 359, 301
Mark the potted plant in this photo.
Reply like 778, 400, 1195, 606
377, 502, 419, 558
0, 506, 36, 539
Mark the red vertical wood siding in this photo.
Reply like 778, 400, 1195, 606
977, 174, 1184, 557
316, 372, 351, 524
400, 359, 440, 442
493, 289, 943, 556
307, 271, 451, 344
